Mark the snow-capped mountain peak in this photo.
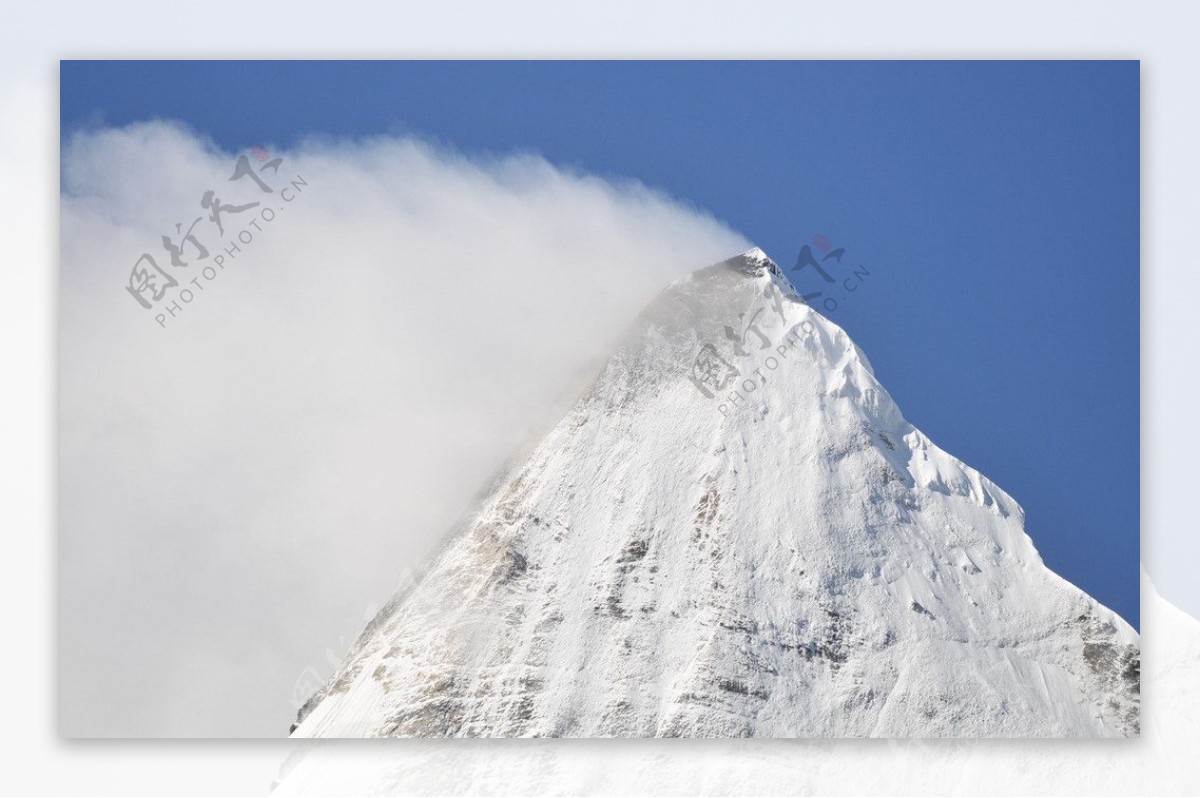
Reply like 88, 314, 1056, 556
291, 248, 1138, 738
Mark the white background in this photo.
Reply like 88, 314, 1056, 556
1, 1, 1194, 794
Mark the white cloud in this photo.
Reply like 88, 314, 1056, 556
58, 121, 749, 736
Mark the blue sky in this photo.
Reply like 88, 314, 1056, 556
61, 60, 1139, 627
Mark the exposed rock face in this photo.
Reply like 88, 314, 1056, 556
291, 249, 1138, 738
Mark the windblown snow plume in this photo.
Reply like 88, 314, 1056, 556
58, 123, 748, 736
291, 250, 1139, 738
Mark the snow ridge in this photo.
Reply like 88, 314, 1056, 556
292, 248, 1138, 738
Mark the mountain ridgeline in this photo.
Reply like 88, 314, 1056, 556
291, 249, 1139, 738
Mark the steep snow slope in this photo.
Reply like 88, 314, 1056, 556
291, 248, 1138, 738
272, 576, 1192, 795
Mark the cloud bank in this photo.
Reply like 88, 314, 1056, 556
59, 122, 749, 736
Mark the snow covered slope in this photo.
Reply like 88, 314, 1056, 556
291, 248, 1139, 738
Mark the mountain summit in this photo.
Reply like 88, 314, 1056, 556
291, 248, 1139, 738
